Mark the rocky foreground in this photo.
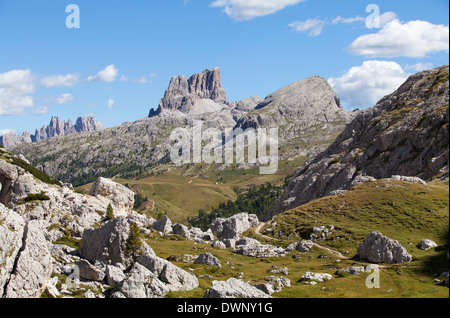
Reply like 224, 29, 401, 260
3, 148, 447, 298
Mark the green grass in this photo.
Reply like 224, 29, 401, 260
143, 179, 449, 298
75, 159, 302, 223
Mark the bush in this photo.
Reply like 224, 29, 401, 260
24, 191, 50, 202
10, 157, 62, 186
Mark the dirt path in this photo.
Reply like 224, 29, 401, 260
254, 222, 349, 259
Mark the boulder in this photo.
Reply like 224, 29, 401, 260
172, 223, 190, 239
210, 213, 259, 240
336, 266, 366, 276
254, 276, 291, 295
300, 271, 333, 283
80, 216, 155, 269
137, 253, 199, 292
234, 237, 285, 258
152, 216, 173, 235
204, 278, 271, 298
89, 177, 135, 217
286, 240, 314, 253
105, 265, 126, 288
194, 253, 221, 267
418, 239, 438, 250
75, 259, 106, 282
357, 231, 412, 264
116, 262, 169, 298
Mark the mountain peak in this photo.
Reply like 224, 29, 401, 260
149, 67, 229, 117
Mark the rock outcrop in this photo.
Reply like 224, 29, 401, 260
357, 231, 412, 264
89, 177, 135, 217
0, 115, 104, 148
150, 67, 229, 117
267, 65, 449, 220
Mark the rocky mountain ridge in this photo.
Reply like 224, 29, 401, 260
11, 67, 354, 186
0, 115, 104, 148
266, 64, 449, 220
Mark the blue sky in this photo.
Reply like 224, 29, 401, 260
0, 0, 448, 135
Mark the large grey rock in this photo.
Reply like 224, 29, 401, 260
210, 212, 259, 240
152, 216, 173, 235
204, 278, 272, 298
105, 265, 126, 288
286, 240, 314, 253
234, 237, 286, 258
137, 253, 199, 292
0, 204, 26, 297
357, 231, 412, 264
75, 259, 106, 282
116, 262, 169, 298
80, 216, 155, 269
194, 253, 221, 267
254, 276, 291, 295
89, 177, 135, 217
172, 223, 190, 239
2, 220, 53, 298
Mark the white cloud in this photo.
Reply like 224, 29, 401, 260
289, 18, 327, 36
210, 0, 305, 21
106, 99, 115, 108
378, 12, 398, 27
87, 65, 119, 83
44, 93, 75, 105
40, 73, 80, 88
348, 19, 449, 58
0, 69, 36, 115
332, 15, 364, 25
31, 105, 49, 115
405, 62, 434, 72
132, 72, 157, 84
328, 60, 410, 109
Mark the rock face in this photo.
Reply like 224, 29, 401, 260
89, 177, 135, 217
150, 67, 229, 117
267, 65, 449, 220
0, 115, 104, 148
357, 231, 412, 264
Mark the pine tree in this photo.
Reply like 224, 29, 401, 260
125, 222, 143, 262
106, 203, 115, 221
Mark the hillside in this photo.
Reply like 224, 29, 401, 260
267, 65, 449, 220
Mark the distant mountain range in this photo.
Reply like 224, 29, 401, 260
0, 116, 104, 148
11, 67, 355, 186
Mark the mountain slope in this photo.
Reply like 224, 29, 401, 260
266, 65, 449, 220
